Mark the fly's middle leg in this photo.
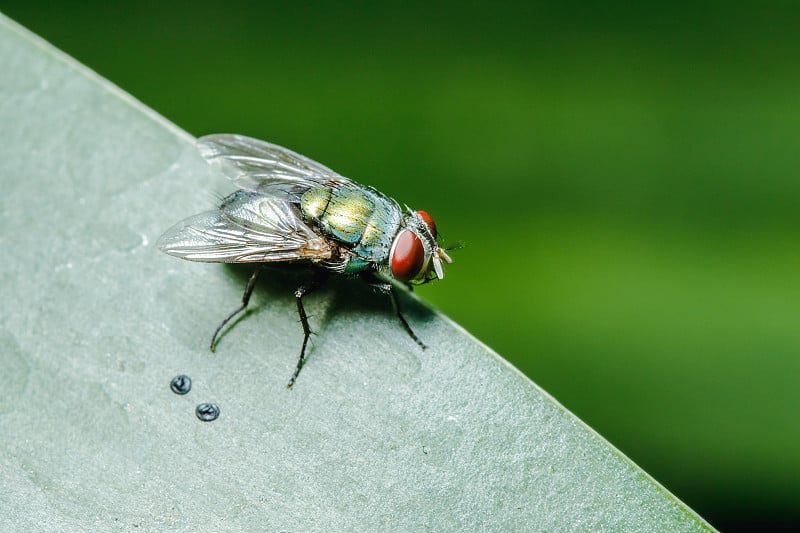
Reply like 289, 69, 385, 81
210, 268, 262, 352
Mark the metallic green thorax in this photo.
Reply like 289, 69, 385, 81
300, 184, 403, 273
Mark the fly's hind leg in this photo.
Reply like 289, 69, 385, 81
287, 276, 325, 389
210, 268, 262, 352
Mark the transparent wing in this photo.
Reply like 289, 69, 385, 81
197, 134, 353, 195
157, 192, 332, 263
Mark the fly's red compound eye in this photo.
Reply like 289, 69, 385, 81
416, 210, 437, 238
391, 230, 425, 282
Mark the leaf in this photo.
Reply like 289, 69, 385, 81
0, 13, 713, 531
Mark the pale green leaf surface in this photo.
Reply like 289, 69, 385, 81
0, 14, 712, 531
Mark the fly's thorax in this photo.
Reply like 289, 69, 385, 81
300, 184, 402, 265
342, 255, 371, 274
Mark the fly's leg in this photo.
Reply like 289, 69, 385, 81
210, 268, 262, 352
362, 273, 427, 350
388, 284, 427, 350
287, 278, 323, 389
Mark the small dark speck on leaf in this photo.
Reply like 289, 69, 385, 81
196, 402, 220, 422
422, 445, 429, 455
170, 374, 192, 395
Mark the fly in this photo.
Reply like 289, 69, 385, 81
157, 134, 453, 388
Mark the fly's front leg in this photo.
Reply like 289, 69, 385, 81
210, 268, 262, 352
362, 273, 427, 350
287, 277, 324, 389
389, 285, 427, 350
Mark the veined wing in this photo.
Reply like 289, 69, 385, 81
197, 134, 353, 195
157, 192, 332, 263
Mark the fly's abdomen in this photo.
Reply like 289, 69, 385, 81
301, 186, 370, 244
300, 184, 402, 267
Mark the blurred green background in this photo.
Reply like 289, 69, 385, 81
5, 1, 799, 529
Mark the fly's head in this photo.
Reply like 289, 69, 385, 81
388, 210, 452, 284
